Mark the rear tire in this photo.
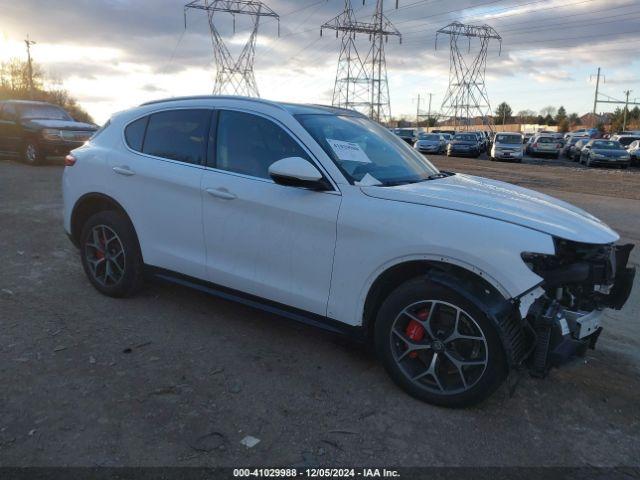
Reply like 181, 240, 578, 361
79, 211, 144, 298
374, 277, 507, 407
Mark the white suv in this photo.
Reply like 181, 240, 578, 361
63, 96, 635, 407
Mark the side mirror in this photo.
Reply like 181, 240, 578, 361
269, 157, 330, 191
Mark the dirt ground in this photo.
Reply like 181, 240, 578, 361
1, 155, 639, 467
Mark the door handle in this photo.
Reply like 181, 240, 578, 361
113, 166, 135, 176
205, 188, 237, 200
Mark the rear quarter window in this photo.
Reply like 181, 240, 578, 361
125, 117, 148, 151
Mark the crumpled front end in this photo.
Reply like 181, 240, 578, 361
519, 239, 635, 377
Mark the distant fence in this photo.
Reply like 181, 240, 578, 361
424, 124, 559, 133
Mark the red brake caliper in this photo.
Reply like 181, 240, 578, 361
95, 232, 105, 260
405, 308, 428, 358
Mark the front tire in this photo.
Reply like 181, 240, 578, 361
23, 141, 42, 165
79, 211, 144, 298
374, 277, 507, 407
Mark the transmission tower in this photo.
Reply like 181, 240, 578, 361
322, 0, 401, 124
185, 0, 279, 97
436, 22, 501, 131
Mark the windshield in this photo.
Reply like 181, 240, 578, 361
296, 114, 440, 186
454, 134, 476, 141
19, 104, 71, 121
495, 134, 521, 144
419, 134, 440, 141
592, 140, 622, 150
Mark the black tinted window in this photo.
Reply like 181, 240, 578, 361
143, 109, 210, 165
216, 110, 308, 179
125, 117, 148, 151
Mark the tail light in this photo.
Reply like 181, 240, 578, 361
532, 143, 538, 148
64, 154, 77, 167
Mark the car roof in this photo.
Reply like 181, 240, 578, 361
0, 100, 57, 107
140, 95, 365, 118
495, 131, 522, 135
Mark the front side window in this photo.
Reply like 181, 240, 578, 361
296, 114, 439, 186
142, 109, 210, 165
215, 110, 309, 179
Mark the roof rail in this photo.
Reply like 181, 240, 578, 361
140, 95, 286, 112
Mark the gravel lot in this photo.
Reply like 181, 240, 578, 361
1, 155, 639, 467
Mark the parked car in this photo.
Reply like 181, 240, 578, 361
627, 139, 640, 165
0, 100, 97, 165
525, 134, 562, 158
522, 133, 534, 144
580, 139, 631, 168
571, 138, 590, 161
569, 128, 598, 138
432, 129, 456, 137
393, 128, 417, 145
414, 133, 446, 154
446, 133, 482, 157
489, 132, 524, 162
610, 134, 640, 149
63, 96, 635, 407
562, 135, 590, 158
440, 133, 453, 145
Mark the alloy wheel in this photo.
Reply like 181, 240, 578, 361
25, 144, 38, 164
390, 300, 488, 395
84, 225, 126, 287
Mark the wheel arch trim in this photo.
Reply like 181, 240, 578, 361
70, 192, 139, 251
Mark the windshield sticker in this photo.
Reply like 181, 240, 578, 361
355, 173, 383, 186
327, 139, 372, 163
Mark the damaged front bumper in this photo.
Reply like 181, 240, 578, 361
517, 242, 635, 377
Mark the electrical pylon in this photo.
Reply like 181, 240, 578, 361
322, 0, 401, 124
185, 0, 279, 97
435, 22, 501, 131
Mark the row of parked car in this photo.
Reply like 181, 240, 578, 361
393, 127, 638, 168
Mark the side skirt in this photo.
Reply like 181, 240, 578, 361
144, 266, 366, 342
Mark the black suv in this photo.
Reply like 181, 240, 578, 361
0, 100, 97, 165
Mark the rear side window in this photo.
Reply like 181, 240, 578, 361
142, 110, 210, 165
125, 117, 148, 151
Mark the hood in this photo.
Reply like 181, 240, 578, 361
591, 148, 628, 158
23, 119, 97, 130
361, 173, 619, 244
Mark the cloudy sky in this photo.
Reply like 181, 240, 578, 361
1, 0, 639, 124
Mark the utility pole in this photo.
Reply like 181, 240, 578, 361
427, 92, 432, 129
623, 90, 632, 131
415, 93, 420, 128
24, 35, 36, 99
436, 22, 501, 132
591, 67, 601, 116
321, 0, 400, 124
184, 1, 279, 97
